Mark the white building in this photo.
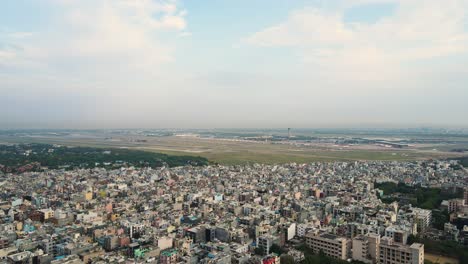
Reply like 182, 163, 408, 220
379, 237, 424, 264
286, 223, 296, 241
412, 208, 431, 234
385, 226, 410, 244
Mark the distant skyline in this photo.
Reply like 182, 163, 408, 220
1, 0, 468, 129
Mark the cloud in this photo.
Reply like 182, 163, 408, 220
0, 49, 15, 60
246, 0, 468, 81
247, 9, 353, 47
179, 31, 192, 37
111, 0, 187, 30
1, 0, 468, 128
0, 0, 187, 82
0, 0, 190, 128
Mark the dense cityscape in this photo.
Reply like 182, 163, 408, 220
1, 146, 468, 263
2, 0, 468, 264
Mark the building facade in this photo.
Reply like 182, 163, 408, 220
379, 237, 424, 264
305, 231, 351, 260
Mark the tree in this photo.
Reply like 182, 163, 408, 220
407, 234, 418, 245
280, 255, 295, 264
254, 247, 264, 256
270, 243, 284, 255
432, 210, 449, 230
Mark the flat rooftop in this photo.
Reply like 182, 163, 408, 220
321, 233, 339, 240
410, 243, 424, 249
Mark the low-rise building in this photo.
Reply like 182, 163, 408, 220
379, 237, 424, 264
305, 231, 350, 260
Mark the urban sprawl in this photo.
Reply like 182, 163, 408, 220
1, 159, 468, 264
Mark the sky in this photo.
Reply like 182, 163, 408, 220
1, 0, 468, 129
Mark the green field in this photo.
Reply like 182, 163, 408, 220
139, 148, 427, 165
0, 134, 461, 165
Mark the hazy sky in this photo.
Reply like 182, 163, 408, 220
1, 0, 468, 129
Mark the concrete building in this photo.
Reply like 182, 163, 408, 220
285, 223, 296, 241
305, 231, 351, 260
103, 236, 119, 251
296, 224, 308, 238
448, 199, 464, 213
157, 236, 173, 251
256, 235, 274, 256
385, 226, 409, 244
0, 237, 10, 250
39, 208, 55, 220
159, 249, 178, 264
186, 226, 206, 243
379, 237, 424, 264
352, 235, 371, 264
7, 251, 33, 264
367, 233, 381, 263
464, 187, 468, 205
352, 233, 380, 264
412, 208, 431, 234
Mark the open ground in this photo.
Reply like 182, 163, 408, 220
425, 253, 459, 264
0, 133, 463, 165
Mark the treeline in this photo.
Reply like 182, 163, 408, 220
454, 156, 468, 167
408, 236, 468, 264
0, 144, 209, 172
375, 182, 462, 210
